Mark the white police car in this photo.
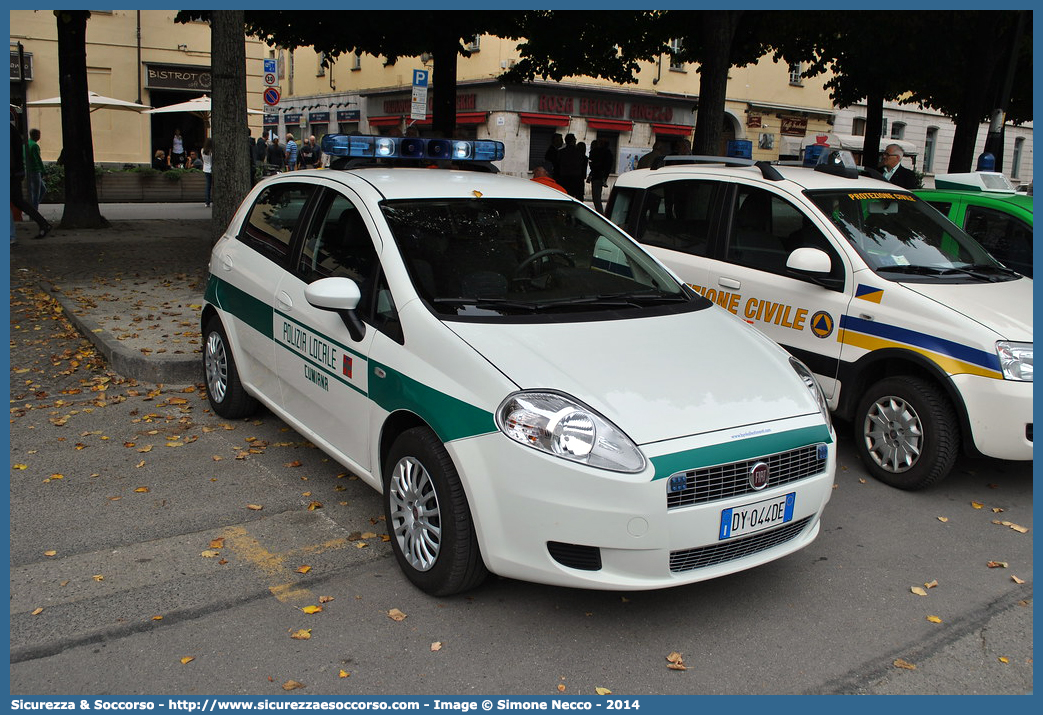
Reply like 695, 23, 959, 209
202, 135, 835, 595
609, 151, 1032, 491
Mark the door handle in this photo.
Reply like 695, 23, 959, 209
220, 254, 233, 271
276, 291, 292, 311
718, 277, 741, 290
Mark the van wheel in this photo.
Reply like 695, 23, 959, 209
202, 315, 259, 419
854, 376, 958, 490
384, 427, 488, 596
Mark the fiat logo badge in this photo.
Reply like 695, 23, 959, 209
749, 462, 769, 491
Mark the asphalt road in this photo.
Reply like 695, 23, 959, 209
8, 254, 1033, 698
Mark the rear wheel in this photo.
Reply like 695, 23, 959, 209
854, 376, 958, 490
384, 427, 488, 595
202, 315, 259, 419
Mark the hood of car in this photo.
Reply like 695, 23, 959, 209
445, 308, 821, 445
901, 276, 1033, 340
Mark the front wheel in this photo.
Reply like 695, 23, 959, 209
854, 376, 959, 490
384, 427, 488, 595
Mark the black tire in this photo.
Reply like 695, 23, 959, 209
383, 427, 488, 596
202, 315, 259, 419
854, 376, 959, 490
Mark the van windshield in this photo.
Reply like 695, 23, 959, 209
381, 198, 704, 319
806, 190, 1019, 283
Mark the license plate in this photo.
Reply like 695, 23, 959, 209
719, 492, 795, 540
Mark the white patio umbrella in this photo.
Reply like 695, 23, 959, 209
144, 94, 263, 134
27, 90, 152, 113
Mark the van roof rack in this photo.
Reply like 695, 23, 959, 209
651, 154, 785, 181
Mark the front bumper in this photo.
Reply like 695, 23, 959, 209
448, 414, 835, 590
953, 373, 1033, 460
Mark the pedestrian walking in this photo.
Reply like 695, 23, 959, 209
284, 133, 298, 172
587, 139, 614, 214
10, 117, 51, 242
544, 133, 564, 179
169, 128, 186, 168
557, 134, 588, 202
201, 137, 214, 207
266, 136, 284, 175
25, 128, 44, 210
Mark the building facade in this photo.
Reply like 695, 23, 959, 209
9, 9, 268, 165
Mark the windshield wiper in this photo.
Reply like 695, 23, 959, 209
935, 264, 1021, 280
540, 290, 688, 309
432, 297, 542, 312
875, 264, 949, 275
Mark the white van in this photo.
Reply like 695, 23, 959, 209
609, 152, 1032, 490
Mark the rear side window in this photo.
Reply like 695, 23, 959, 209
238, 183, 313, 264
635, 180, 718, 257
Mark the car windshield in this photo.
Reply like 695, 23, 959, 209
381, 198, 701, 318
807, 189, 1018, 283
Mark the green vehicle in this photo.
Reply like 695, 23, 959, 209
916, 172, 1033, 277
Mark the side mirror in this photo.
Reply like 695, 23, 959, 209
786, 247, 844, 292
304, 277, 366, 341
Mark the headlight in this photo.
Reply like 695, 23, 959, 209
996, 341, 1032, 381
789, 357, 832, 428
495, 391, 646, 473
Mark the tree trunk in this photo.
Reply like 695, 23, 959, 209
210, 11, 251, 245
431, 32, 459, 138
691, 11, 740, 155
861, 89, 884, 169
55, 10, 108, 229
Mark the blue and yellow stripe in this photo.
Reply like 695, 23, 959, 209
838, 315, 1002, 379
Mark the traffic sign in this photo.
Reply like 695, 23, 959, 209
263, 87, 281, 107
411, 69, 428, 121
263, 58, 277, 75
263, 72, 277, 86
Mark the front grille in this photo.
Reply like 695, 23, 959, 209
669, 516, 813, 572
667, 444, 826, 509
547, 541, 602, 571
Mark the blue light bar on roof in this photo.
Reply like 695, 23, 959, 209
321, 134, 505, 162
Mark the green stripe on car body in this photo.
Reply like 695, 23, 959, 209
206, 274, 497, 444
205, 275, 273, 338
367, 359, 498, 443
650, 424, 833, 480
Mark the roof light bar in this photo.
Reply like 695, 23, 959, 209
321, 134, 505, 163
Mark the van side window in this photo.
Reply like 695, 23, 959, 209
636, 181, 717, 257
238, 184, 313, 265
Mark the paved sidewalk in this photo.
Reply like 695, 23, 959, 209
10, 204, 214, 384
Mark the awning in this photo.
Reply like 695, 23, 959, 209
811, 133, 919, 156
586, 118, 633, 132
367, 115, 402, 127
413, 111, 489, 126
651, 123, 692, 137
519, 112, 570, 127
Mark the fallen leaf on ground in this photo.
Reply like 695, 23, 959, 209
301, 606, 322, 615
666, 652, 687, 670
971, 501, 984, 509
134, 487, 149, 493
998, 657, 1010, 664
893, 659, 917, 670
1012, 575, 1025, 584
431, 642, 443, 651
290, 629, 312, 640
296, 565, 312, 574
595, 687, 612, 695
926, 615, 942, 624
43, 550, 56, 557
937, 516, 949, 523
246, 504, 263, 511
557, 684, 565, 693
388, 608, 407, 622
319, 596, 334, 603
31, 607, 44, 616
200, 550, 219, 558
282, 680, 304, 691
92, 574, 104, 582
339, 671, 349, 679
924, 580, 939, 589
910, 586, 928, 597
180, 656, 194, 665
284, 460, 302, 468
209, 538, 224, 549
986, 561, 1008, 569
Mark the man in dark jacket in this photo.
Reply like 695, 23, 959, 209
878, 144, 918, 190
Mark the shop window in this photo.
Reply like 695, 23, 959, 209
852, 117, 866, 136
